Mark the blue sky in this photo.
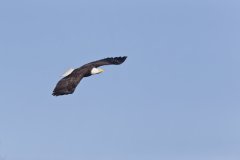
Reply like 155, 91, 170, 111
0, 0, 240, 160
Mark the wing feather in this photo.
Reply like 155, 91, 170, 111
52, 70, 85, 96
85, 56, 127, 68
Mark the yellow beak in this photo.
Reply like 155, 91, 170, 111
98, 68, 104, 73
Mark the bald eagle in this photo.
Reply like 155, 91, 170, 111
52, 56, 127, 96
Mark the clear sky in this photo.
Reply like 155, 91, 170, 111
0, 0, 240, 160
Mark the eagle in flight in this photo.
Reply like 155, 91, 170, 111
52, 56, 127, 96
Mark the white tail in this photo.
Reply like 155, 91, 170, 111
61, 68, 74, 77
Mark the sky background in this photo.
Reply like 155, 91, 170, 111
0, 0, 240, 160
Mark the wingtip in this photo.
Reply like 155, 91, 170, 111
122, 56, 127, 62
116, 56, 127, 64
122, 56, 127, 59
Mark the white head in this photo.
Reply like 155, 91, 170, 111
91, 67, 104, 75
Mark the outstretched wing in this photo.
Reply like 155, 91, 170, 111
52, 70, 86, 96
85, 56, 127, 68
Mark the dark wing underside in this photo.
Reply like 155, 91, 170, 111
85, 56, 127, 68
52, 71, 85, 96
